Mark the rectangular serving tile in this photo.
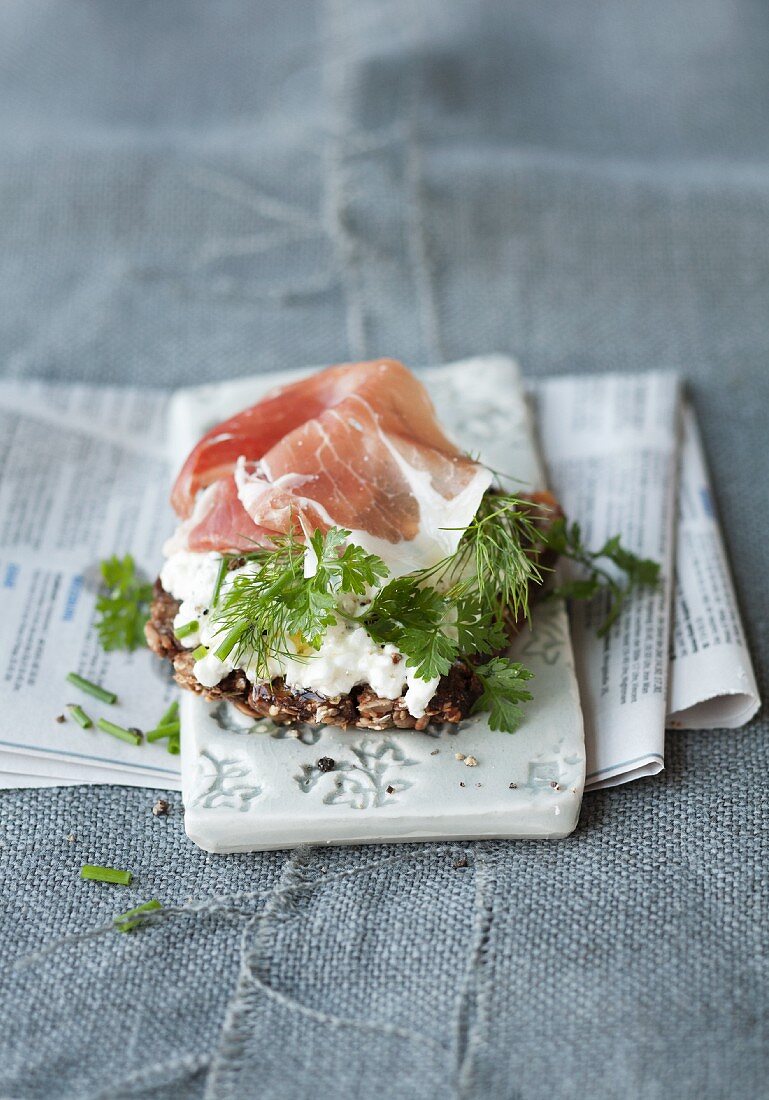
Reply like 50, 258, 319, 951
176, 357, 586, 851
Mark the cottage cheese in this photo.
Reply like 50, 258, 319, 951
160, 550, 440, 718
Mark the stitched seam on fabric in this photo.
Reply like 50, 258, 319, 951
322, 0, 368, 359
85, 1052, 211, 1099
343, 120, 408, 157
207, 845, 464, 1095
405, 65, 445, 365
189, 165, 320, 233
204, 852, 295, 1100
455, 851, 508, 1099
192, 227, 317, 267
15, 891, 267, 971
247, 847, 451, 1049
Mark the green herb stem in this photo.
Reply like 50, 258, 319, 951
114, 899, 162, 932
174, 620, 199, 640
213, 624, 249, 662
191, 645, 208, 661
81, 864, 133, 886
543, 518, 661, 636
159, 700, 179, 726
66, 673, 117, 705
96, 718, 143, 746
146, 721, 180, 742
211, 556, 229, 609
66, 703, 93, 729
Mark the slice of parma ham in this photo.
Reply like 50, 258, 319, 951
169, 359, 492, 573
165, 476, 276, 555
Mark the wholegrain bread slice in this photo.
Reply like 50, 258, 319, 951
146, 580, 483, 730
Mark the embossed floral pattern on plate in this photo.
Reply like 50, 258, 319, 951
295, 738, 418, 810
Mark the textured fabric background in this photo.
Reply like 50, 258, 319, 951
1, 2, 767, 1097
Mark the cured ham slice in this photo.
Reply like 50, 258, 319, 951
170, 359, 492, 573
172, 360, 394, 518
167, 476, 275, 555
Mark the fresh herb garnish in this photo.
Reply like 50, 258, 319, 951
309, 527, 389, 594
147, 725, 180, 753
95, 555, 152, 652
114, 899, 162, 933
211, 528, 387, 676
450, 492, 544, 620
96, 718, 143, 746
454, 594, 509, 657
205, 505, 545, 729
363, 577, 453, 677
210, 556, 229, 610
362, 583, 505, 682
197, 488, 658, 735
81, 864, 133, 885
471, 658, 534, 733
66, 703, 93, 729
357, 491, 544, 686
543, 518, 660, 636
149, 700, 181, 754
65, 672, 117, 705
159, 700, 179, 726
146, 721, 180, 743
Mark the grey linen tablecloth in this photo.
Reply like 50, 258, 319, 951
1, 3, 767, 1097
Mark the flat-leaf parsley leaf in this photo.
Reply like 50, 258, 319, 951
543, 519, 660, 636
95, 555, 153, 652
309, 528, 388, 594
471, 658, 534, 733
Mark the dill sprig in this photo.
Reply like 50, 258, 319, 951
209, 528, 387, 677
355, 491, 546, 684
210, 530, 313, 678
449, 492, 545, 619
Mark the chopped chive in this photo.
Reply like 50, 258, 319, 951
81, 864, 133, 886
211, 556, 229, 609
214, 622, 249, 661
146, 721, 180, 742
114, 899, 162, 932
174, 620, 199, 640
96, 718, 143, 746
159, 700, 179, 726
65, 672, 117, 705
167, 735, 180, 756
67, 703, 93, 729
192, 645, 208, 661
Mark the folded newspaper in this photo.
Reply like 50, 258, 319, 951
0, 360, 759, 794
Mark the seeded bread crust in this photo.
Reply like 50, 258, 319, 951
145, 579, 483, 730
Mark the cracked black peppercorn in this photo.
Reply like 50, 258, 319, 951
317, 756, 336, 773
